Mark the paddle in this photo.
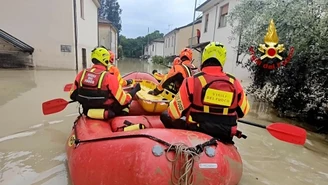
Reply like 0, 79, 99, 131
42, 98, 75, 115
63, 83, 134, 92
64, 83, 73, 92
238, 119, 307, 145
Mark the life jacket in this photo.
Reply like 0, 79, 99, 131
170, 62, 194, 91
186, 72, 239, 124
179, 62, 194, 77
76, 68, 114, 109
107, 64, 116, 75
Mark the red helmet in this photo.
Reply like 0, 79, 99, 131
179, 48, 193, 61
108, 50, 115, 64
173, 57, 181, 65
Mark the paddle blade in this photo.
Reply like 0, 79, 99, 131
267, 123, 307, 145
64, 83, 73, 92
42, 98, 70, 115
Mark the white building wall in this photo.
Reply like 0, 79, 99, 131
147, 42, 164, 57
76, 0, 99, 69
199, 0, 251, 80
164, 31, 177, 57
110, 28, 118, 57
99, 24, 118, 61
99, 24, 110, 49
200, 6, 217, 42
155, 42, 164, 56
0, 0, 75, 69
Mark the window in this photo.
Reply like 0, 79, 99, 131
218, 4, 229, 28
204, 13, 209, 33
80, 0, 85, 19
168, 38, 170, 48
171, 36, 174, 47
165, 39, 167, 48
152, 44, 154, 51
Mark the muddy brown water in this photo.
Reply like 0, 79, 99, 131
0, 59, 327, 185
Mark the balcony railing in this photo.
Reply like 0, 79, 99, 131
188, 36, 199, 47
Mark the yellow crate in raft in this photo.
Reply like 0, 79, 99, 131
136, 80, 176, 113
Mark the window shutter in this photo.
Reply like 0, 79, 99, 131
221, 4, 229, 15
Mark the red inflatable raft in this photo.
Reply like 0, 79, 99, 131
123, 71, 159, 84
66, 115, 243, 185
120, 72, 162, 115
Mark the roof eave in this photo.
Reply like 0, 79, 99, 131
164, 29, 178, 37
0, 29, 34, 54
93, 0, 101, 8
109, 24, 118, 33
196, 0, 211, 11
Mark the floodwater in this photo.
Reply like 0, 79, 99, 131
0, 58, 327, 185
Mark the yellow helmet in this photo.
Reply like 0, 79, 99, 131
91, 46, 110, 66
201, 42, 227, 67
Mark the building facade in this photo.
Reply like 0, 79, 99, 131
99, 19, 118, 60
0, 0, 100, 70
144, 38, 164, 57
196, 0, 251, 80
163, 18, 202, 67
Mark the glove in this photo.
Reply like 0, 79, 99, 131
235, 130, 247, 139
126, 79, 133, 85
152, 70, 158, 75
148, 88, 161, 96
134, 83, 141, 92
128, 83, 141, 97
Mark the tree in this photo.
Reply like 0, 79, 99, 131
119, 31, 164, 58
228, 0, 328, 131
99, 0, 122, 32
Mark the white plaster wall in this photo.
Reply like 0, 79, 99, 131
76, 0, 99, 69
99, 24, 110, 49
199, 0, 251, 80
163, 32, 177, 56
154, 42, 164, 56
0, 0, 75, 69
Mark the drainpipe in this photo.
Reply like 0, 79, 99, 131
213, 4, 219, 41
173, 32, 176, 55
97, 9, 99, 46
73, 0, 78, 71
190, 0, 197, 48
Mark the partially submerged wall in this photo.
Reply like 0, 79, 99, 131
0, 51, 33, 68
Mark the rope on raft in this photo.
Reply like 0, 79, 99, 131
164, 138, 218, 185
166, 142, 200, 185
72, 114, 218, 185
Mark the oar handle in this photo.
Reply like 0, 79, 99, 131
238, 119, 267, 129
68, 100, 76, 104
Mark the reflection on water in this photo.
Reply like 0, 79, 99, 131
0, 69, 37, 106
0, 58, 327, 185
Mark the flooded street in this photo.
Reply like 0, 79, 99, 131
0, 59, 327, 185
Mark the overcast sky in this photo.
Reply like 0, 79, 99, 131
119, 0, 205, 38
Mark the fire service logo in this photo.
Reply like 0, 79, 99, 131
249, 19, 294, 70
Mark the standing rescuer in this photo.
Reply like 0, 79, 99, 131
160, 42, 250, 144
69, 46, 141, 119
107, 50, 133, 87
148, 48, 196, 95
